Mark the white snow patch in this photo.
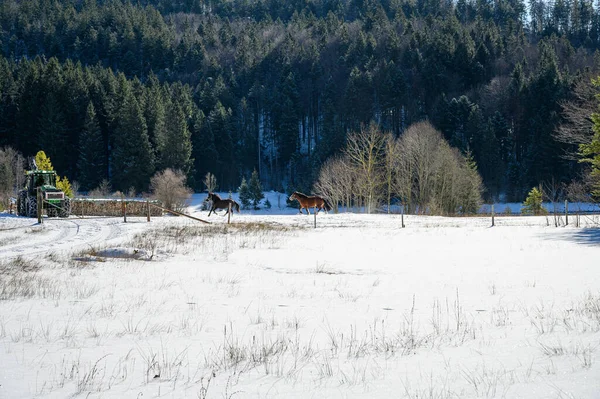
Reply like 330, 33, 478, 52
0, 197, 599, 398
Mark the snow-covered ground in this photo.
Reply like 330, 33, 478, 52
1, 193, 599, 398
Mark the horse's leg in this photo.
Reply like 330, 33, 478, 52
208, 206, 213, 216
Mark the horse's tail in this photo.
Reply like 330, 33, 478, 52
233, 201, 240, 213
323, 198, 332, 211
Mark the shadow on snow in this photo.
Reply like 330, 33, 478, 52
552, 228, 600, 247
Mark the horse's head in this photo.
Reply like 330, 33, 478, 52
205, 192, 216, 202
289, 192, 298, 201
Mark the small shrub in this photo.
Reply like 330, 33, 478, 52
57, 175, 74, 198
150, 168, 192, 212
522, 187, 547, 215
88, 179, 111, 198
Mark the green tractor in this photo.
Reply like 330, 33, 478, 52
16, 169, 71, 218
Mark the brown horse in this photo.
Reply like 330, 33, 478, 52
205, 192, 240, 216
289, 192, 331, 215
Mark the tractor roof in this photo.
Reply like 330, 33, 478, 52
26, 170, 56, 175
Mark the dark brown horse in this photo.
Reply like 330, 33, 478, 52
205, 192, 240, 216
289, 192, 331, 215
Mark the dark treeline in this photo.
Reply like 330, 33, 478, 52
1, 0, 600, 199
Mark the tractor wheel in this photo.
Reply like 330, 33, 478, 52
17, 191, 27, 216
58, 197, 71, 218
26, 196, 37, 218
47, 206, 58, 218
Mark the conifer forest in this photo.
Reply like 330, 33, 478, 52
1, 0, 600, 202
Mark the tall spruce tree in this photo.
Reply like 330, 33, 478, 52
111, 91, 155, 193
162, 101, 193, 174
249, 169, 264, 209
77, 102, 107, 191
144, 74, 167, 169
208, 101, 236, 189
37, 92, 67, 173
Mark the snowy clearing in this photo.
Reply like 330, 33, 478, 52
1, 196, 599, 398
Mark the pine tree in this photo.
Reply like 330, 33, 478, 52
162, 101, 193, 174
111, 92, 155, 193
35, 151, 53, 170
460, 152, 483, 214
248, 169, 264, 209
77, 102, 107, 190
144, 75, 167, 168
209, 101, 236, 189
56, 175, 74, 197
522, 187, 547, 215
37, 93, 67, 172
238, 177, 251, 209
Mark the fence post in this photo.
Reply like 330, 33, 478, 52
565, 200, 568, 226
147, 199, 151, 222
491, 204, 495, 227
227, 202, 231, 224
121, 193, 127, 223
401, 205, 405, 228
37, 187, 42, 224
314, 206, 317, 228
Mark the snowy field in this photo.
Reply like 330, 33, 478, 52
1, 193, 600, 398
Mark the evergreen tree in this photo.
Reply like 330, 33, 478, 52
208, 101, 236, 189
37, 92, 67, 173
35, 151, 53, 170
238, 177, 251, 209
77, 102, 107, 191
191, 108, 219, 191
162, 101, 193, 174
248, 169, 264, 209
111, 92, 155, 193
144, 74, 167, 168
522, 186, 546, 215
56, 175, 74, 197
460, 152, 483, 214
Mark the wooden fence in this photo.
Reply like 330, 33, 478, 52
71, 198, 163, 217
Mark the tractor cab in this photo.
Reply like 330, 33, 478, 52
27, 171, 58, 194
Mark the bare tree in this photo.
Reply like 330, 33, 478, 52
0, 147, 25, 211
314, 155, 355, 213
566, 178, 592, 227
344, 123, 387, 213
396, 122, 443, 213
88, 179, 111, 198
555, 76, 599, 159
383, 132, 399, 213
151, 169, 193, 212
203, 172, 218, 192
316, 121, 483, 216
395, 122, 483, 214
542, 178, 565, 227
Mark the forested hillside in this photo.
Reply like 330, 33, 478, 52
1, 0, 599, 200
